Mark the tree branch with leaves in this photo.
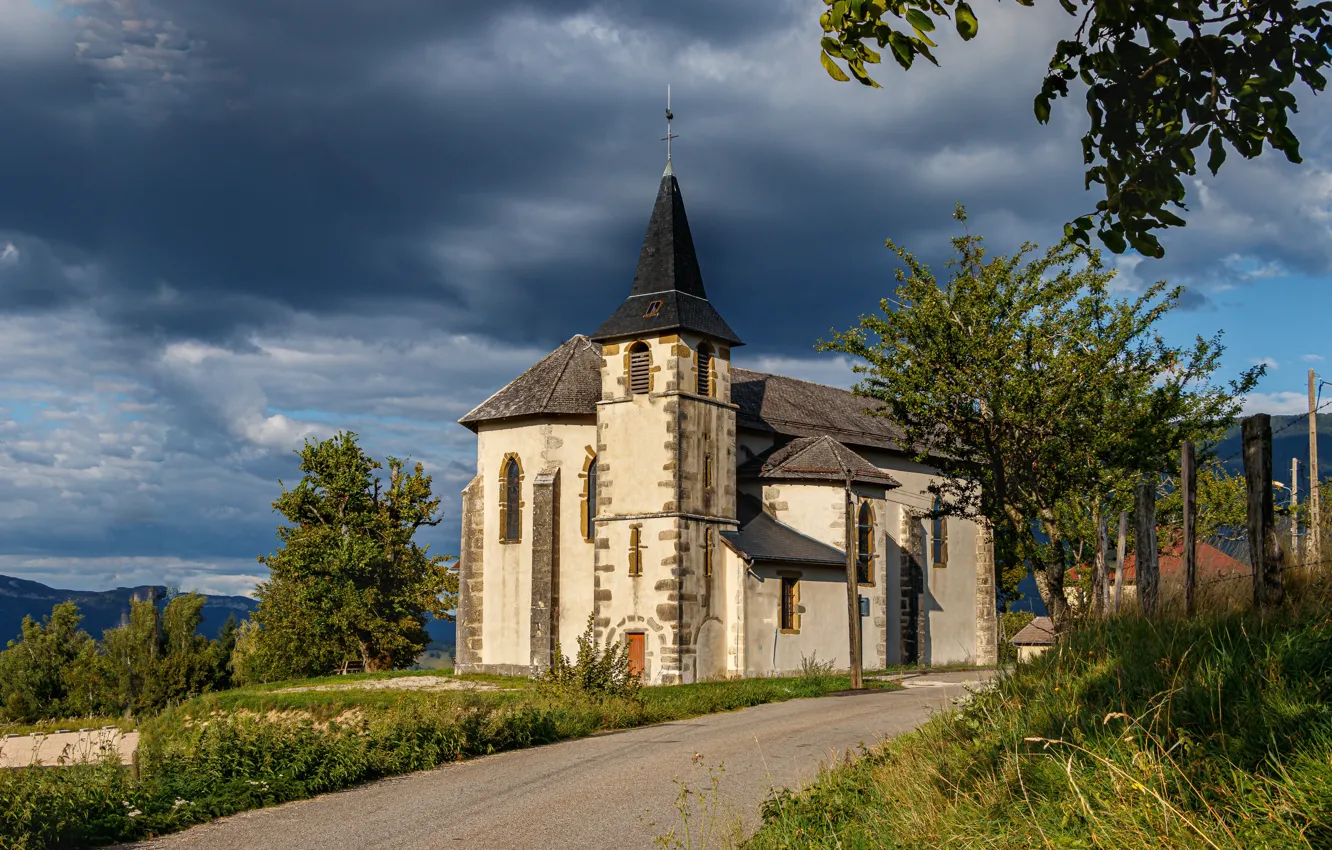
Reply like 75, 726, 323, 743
816, 0, 1332, 258
820, 207, 1261, 623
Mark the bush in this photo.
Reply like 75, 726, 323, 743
539, 615, 642, 701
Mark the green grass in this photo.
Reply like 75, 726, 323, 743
1, 671, 895, 850
748, 584, 1332, 849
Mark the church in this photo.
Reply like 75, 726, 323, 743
455, 161, 998, 685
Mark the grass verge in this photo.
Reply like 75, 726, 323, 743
1, 672, 894, 850
748, 593, 1332, 848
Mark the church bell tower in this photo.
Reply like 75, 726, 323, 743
587, 156, 743, 684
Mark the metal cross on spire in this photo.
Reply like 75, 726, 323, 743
662, 84, 678, 164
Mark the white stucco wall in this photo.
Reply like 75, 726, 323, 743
743, 563, 852, 676
858, 450, 982, 666
474, 418, 597, 667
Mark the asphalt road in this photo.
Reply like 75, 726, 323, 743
126, 671, 989, 850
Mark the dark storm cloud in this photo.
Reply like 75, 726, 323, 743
0, 0, 1328, 593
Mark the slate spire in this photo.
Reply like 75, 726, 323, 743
590, 167, 742, 345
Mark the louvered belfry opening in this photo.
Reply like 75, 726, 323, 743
628, 342, 651, 395
697, 343, 713, 396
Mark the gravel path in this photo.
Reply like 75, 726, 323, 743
126, 670, 991, 850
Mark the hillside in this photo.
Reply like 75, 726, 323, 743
748, 583, 1332, 848
1215, 411, 1332, 482
0, 575, 255, 641
0, 573, 456, 648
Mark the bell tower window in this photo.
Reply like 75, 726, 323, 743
697, 343, 714, 397
628, 342, 651, 395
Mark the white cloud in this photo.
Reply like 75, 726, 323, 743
1302, 354, 1325, 363
1242, 392, 1309, 416
739, 353, 858, 389
1252, 357, 1280, 371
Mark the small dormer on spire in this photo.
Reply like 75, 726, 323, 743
591, 93, 742, 346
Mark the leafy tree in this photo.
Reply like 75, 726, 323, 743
820, 208, 1259, 623
0, 603, 96, 722
249, 432, 457, 679
95, 594, 219, 716
815, 0, 1332, 258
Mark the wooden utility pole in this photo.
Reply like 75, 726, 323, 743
1292, 458, 1300, 558
1244, 414, 1285, 609
1114, 511, 1127, 614
1182, 441, 1197, 617
1309, 370, 1322, 568
843, 473, 863, 690
1135, 482, 1159, 618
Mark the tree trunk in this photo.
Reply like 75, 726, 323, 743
1032, 526, 1070, 627
1090, 508, 1108, 618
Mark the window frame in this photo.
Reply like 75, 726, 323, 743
856, 501, 875, 585
580, 450, 597, 543
779, 576, 800, 633
628, 524, 644, 577
697, 342, 714, 397
931, 496, 949, 568
499, 453, 523, 544
627, 341, 652, 395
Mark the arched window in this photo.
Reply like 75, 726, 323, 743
499, 454, 522, 543
856, 501, 875, 585
931, 496, 948, 568
583, 454, 598, 542
697, 343, 714, 396
628, 341, 651, 395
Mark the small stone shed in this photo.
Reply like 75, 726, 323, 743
1008, 616, 1056, 662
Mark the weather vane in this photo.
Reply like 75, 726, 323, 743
662, 84, 678, 163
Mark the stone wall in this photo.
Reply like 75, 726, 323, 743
456, 474, 485, 672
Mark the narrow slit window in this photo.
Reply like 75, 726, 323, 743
931, 496, 948, 568
697, 343, 713, 396
628, 524, 643, 577
780, 577, 799, 632
857, 501, 874, 585
704, 529, 714, 578
628, 342, 651, 395
582, 454, 597, 542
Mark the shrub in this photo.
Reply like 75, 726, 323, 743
539, 614, 642, 701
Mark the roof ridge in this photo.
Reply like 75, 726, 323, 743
541, 337, 582, 410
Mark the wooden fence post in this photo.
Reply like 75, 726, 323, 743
1135, 482, 1159, 618
1114, 511, 1127, 614
1092, 510, 1108, 617
1182, 441, 1197, 617
1243, 415, 1285, 609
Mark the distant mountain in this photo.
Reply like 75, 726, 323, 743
1214, 412, 1332, 484
0, 574, 459, 649
0, 575, 256, 642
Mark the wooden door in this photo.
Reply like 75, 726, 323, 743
626, 633, 646, 680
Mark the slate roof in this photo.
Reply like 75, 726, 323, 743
458, 335, 602, 430
1008, 616, 1056, 646
458, 339, 918, 454
720, 494, 847, 567
730, 368, 906, 453
590, 165, 742, 346
739, 435, 901, 489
